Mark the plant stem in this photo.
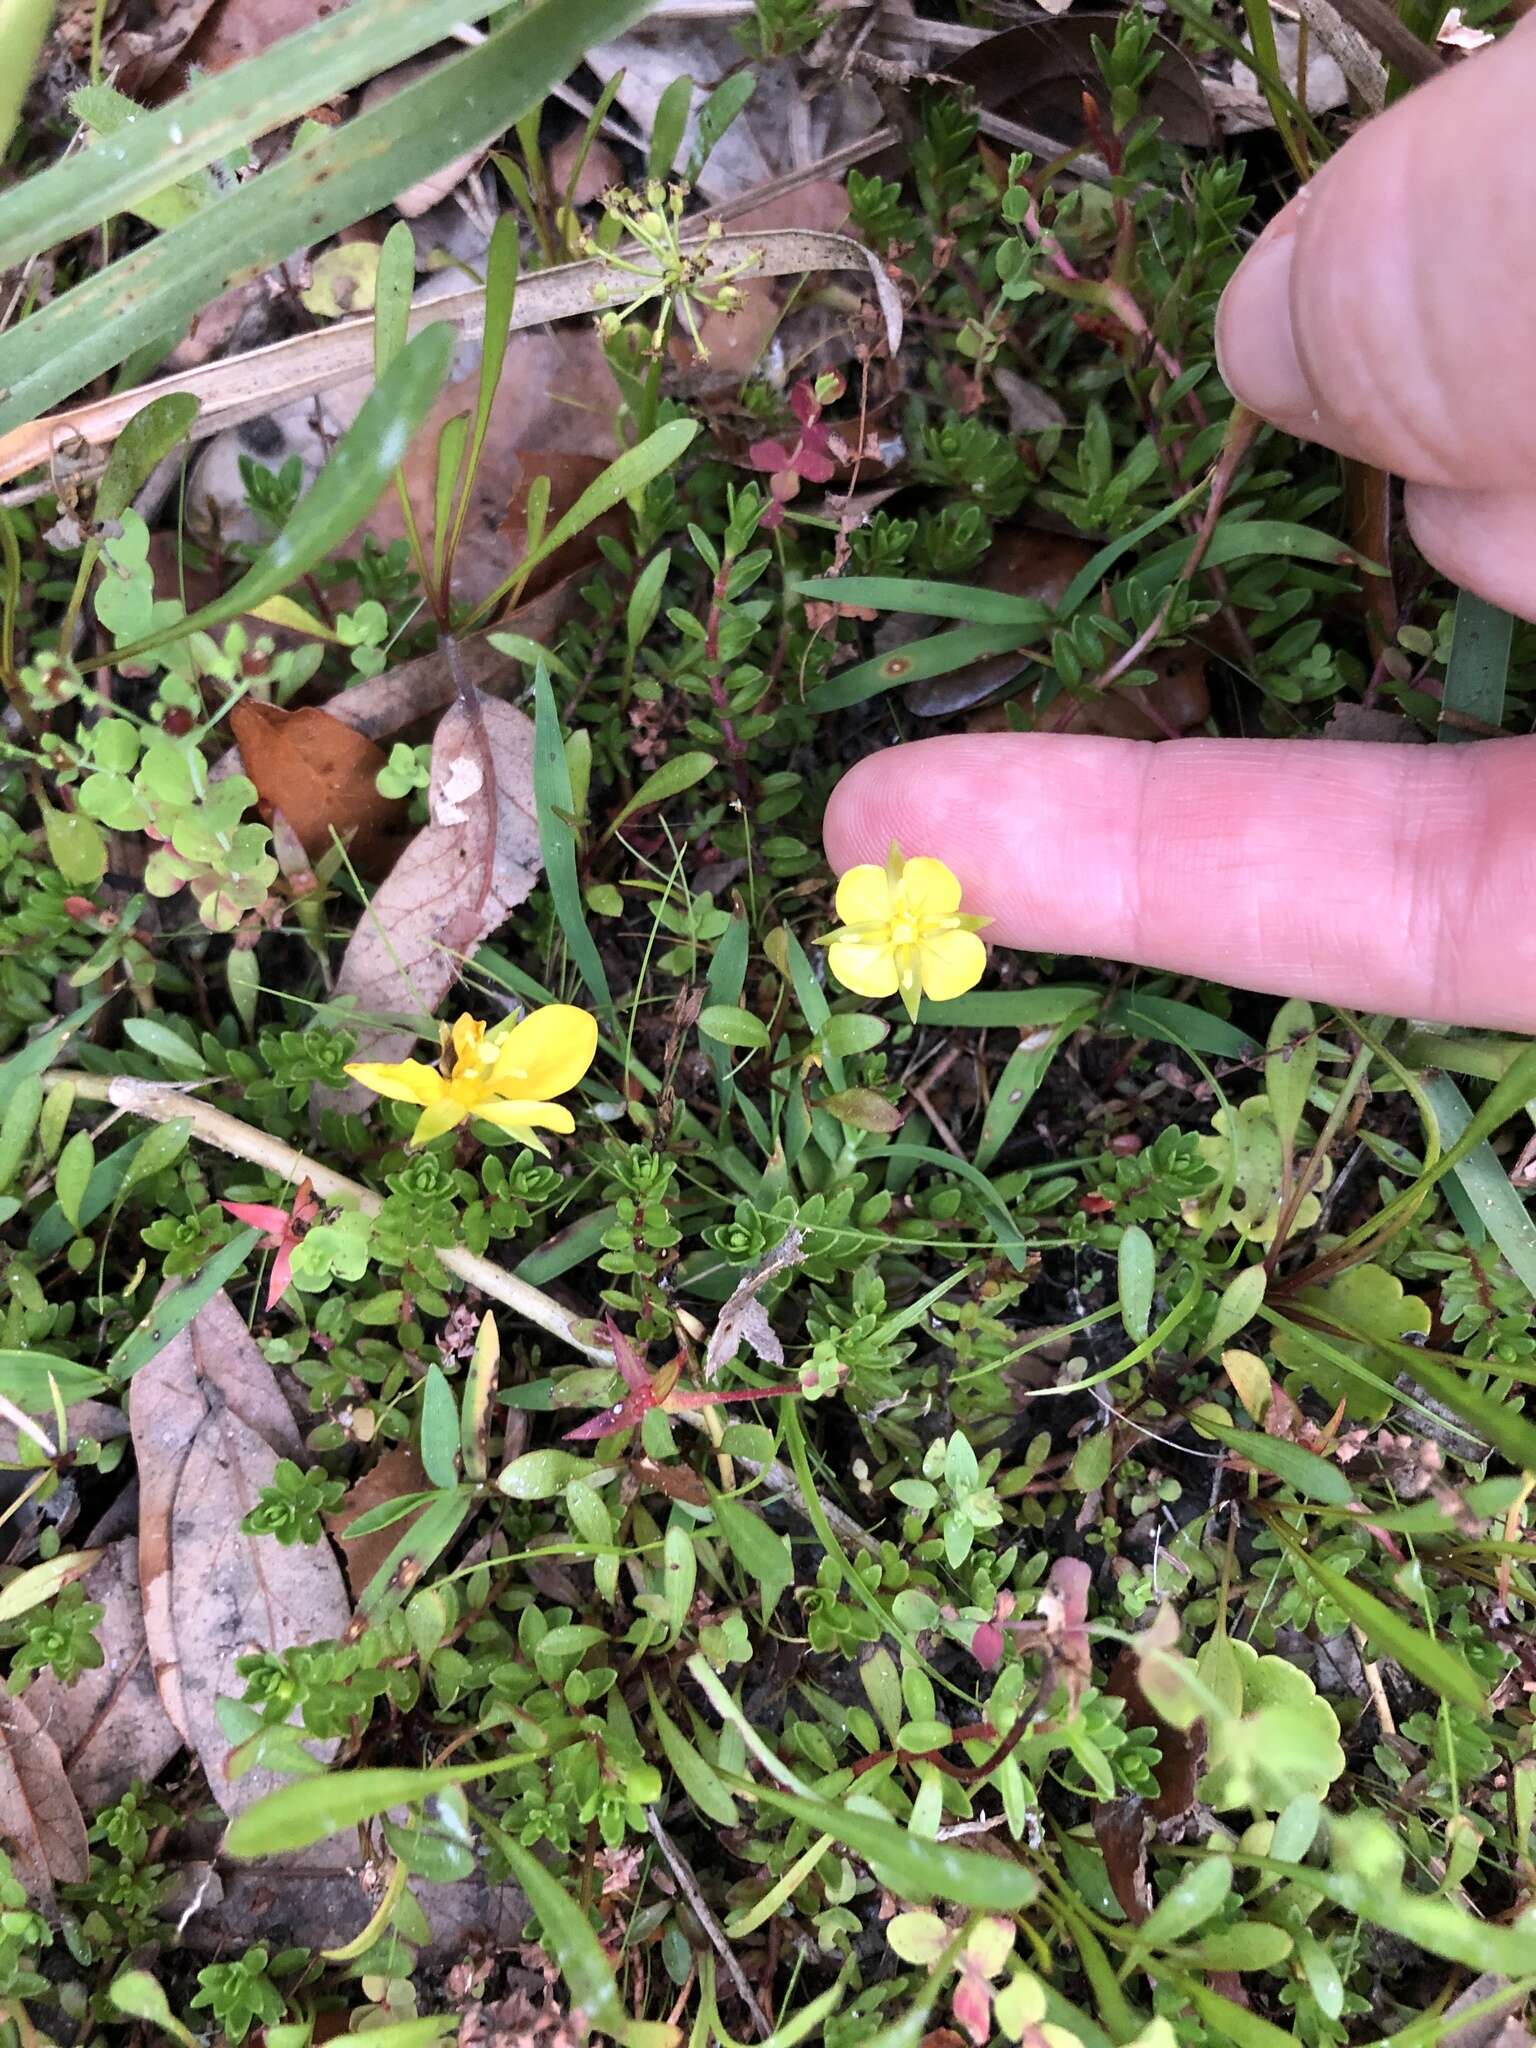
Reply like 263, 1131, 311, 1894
51, 1072, 609, 1361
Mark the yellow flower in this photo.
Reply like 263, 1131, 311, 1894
819, 843, 989, 1022
345, 1006, 598, 1150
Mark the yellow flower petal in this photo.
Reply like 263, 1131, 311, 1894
899, 856, 964, 920
474, 1099, 578, 1137
410, 1096, 469, 1146
491, 1004, 598, 1100
834, 863, 892, 927
450, 1015, 489, 1069
345, 1059, 446, 1108
918, 927, 987, 1002
827, 933, 899, 999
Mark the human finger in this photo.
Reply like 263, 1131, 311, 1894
1215, 19, 1536, 490
823, 732, 1536, 1030
1405, 483, 1536, 621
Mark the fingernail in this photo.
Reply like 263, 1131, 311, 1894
1215, 228, 1312, 423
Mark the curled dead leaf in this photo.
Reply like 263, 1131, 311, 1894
330, 693, 542, 1079
705, 1228, 806, 1382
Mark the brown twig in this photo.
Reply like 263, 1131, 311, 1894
645, 1810, 772, 2041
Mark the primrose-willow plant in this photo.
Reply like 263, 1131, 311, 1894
346, 1006, 598, 1149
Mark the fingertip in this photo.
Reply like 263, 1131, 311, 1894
1405, 483, 1536, 623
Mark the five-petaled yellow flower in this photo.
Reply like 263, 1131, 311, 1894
820, 844, 989, 1022
346, 1006, 597, 1150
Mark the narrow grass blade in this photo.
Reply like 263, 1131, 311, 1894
532, 665, 613, 1014
794, 575, 1049, 626
1422, 1073, 1536, 1297
0, 0, 653, 433
0, 0, 522, 270
108, 325, 455, 661
1439, 588, 1512, 743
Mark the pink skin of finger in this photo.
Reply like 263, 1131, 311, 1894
823, 733, 1536, 1031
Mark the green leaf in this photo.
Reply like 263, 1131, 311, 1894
688, 71, 756, 181
0, 0, 656, 431
1118, 1224, 1155, 1342
0, 996, 107, 1093
42, 804, 108, 889
0, 0, 537, 271
1134, 516, 1373, 597
1423, 1074, 1536, 1300
819, 1014, 888, 1059
1200, 1263, 1267, 1361
1296, 1546, 1485, 1712
54, 1130, 93, 1232
481, 419, 699, 622
122, 1017, 206, 1073
0, 0, 51, 165
915, 987, 1099, 1030
531, 663, 613, 1014
647, 1681, 740, 1828
477, 1817, 631, 2038
1439, 587, 1512, 742
97, 392, 202, 524
224, 1755, 532, 1857
0, 1075, 42, 1195
373, 219, 416, 379
881, 1144, 1030, 1271
0, 1350, 109, 1410
795, 575, 1048, 627
108, 1972, 198, 2048
497, 1448, 591, 1500
1174, 1979, 1297, 2048
711, 1494, 792, 1624
0, 1549, 103, 1623
804, 622, 1027, 712
750, 1785, 1037, 1911
109, 1229, 259, 1379
1134, 1855, 1232, 1950
663, 1517, 696, 1637
976, 1009, 1092, 1170
111, 326, 456, 658
604, 751, 716, 838
420, 1364, 460, 1489
1265, 998, 1317, 1157
446, 212, 519, 574
1189, 1408, 1355, 1506
121, 1117, 193, 1188
698, 1005, 769, 1052
1106, 992, 1258, 1058
649, 73, 694, 177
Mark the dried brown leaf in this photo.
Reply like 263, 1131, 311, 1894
326, 1443, 431, 1604
27, 1539, 183, 1815
131, 1288, 348, 1813
705, 1228, 805, 1381
1092, 1794, 1152, 1924
0, 1694, 89, 1907
330, 694, 542, 1075
230, 700, 409, 875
